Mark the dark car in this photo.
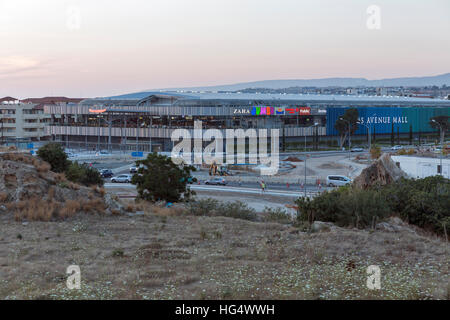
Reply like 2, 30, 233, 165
100, 169, 113, 178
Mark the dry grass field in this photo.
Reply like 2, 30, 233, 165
0, 208, 448, 300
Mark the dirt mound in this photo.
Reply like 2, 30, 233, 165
353, 153, 407, 189
283, 156, 303, 162
0, 152, 123, 220
318, 162, 345, 169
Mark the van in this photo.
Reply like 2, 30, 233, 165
326, 175, 352, 187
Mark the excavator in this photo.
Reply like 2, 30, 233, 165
209, 162, 231, 176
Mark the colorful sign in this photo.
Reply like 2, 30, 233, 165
250, 106, 310, 116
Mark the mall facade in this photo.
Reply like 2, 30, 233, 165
43, 92, 450, 152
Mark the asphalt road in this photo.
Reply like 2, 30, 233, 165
104, 182, 323, 198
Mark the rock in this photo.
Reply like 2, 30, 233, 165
311, 221, 334, 233
353, 153, 408, 189
104, 193, 124, 214
376, 217, 416, 234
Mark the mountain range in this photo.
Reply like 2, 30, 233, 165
108, 73, 450, 99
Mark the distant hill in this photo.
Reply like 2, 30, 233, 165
107, 73, 450, 99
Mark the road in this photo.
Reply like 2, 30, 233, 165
104, 181, 327, 198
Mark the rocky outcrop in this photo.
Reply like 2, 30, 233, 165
353, 153, 407, 189
0, 152, 124, 219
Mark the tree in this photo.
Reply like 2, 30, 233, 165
429, 115, 449, 145
37, 143, 69, 173
334, 108, 359, 148
131, 153, 196, 203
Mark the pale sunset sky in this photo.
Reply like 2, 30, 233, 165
0, 0, 449, 98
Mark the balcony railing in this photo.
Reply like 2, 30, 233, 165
46, 125, 326, 138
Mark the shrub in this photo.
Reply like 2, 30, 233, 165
37, 143, 69, 173
186, 198, 257, 221
262, 207, 293, 224
382, 176, 450, 235
65, 161, 103, 186
296, 187, 391, 229
296, 176, 450, 236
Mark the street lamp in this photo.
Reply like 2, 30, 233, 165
431, 119, 443, 176
303, 122, 318, 197
304, 122, 319, 152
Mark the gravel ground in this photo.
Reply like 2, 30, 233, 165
0, 209, 448, 300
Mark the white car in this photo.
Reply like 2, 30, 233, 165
391, 145, 403, 151
111, 174, 132, 183
326, 175, 352, 187
130, 166, 138, 173
351, 147, 364, 152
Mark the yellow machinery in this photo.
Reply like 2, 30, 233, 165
209, 162, 231, 176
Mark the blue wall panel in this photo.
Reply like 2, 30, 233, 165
326, 107, 450, 136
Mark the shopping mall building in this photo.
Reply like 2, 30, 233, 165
43, 92, 450, 152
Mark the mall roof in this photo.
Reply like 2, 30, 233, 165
104, 91, 450, 101
87, 91, 450, 107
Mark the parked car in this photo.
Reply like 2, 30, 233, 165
351, 147, 364, 152
326, 175, 352, 187
205, 177, 227, 185
130, 166, 138, 173
391, 145, 403, 151
111, 174, 132, 183
99, 169, 113, 178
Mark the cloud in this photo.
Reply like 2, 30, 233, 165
0, 55, 41, 75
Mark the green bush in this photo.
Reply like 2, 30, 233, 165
65, 161, 103, 186
295, 176, 450, 236
382, 176, 450, 235
296, 187, 390, 229
37, 143, 69, 173
186, 198, 257, 221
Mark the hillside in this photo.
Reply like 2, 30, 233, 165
0, 210, 448, 299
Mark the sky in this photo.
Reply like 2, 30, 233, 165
0, 0, 449, 98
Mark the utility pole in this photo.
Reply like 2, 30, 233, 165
304, 154, 307, 197
304, 122, 319, 152
340, 117, 351, 158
